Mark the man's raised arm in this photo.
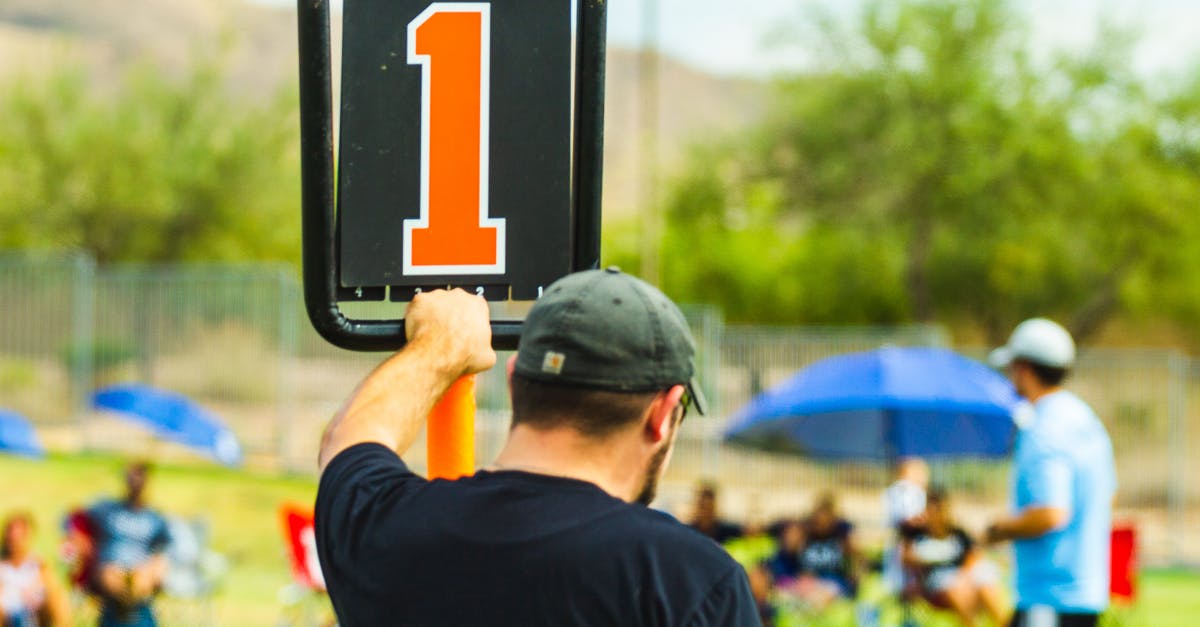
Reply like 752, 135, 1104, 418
318, 289, 496, 472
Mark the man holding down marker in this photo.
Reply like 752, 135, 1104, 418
315, 267, 758, 626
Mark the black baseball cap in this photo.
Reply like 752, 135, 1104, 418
514, 267, 708, 415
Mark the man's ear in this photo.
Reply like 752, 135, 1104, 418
645, 384, 685, 444
506, 354, 517, 396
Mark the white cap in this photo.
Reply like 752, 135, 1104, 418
989, 318, 1076, 369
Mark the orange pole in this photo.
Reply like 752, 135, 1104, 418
427, 375, 476, 480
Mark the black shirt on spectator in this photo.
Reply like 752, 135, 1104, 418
799, 520, 854, 581
765, 548, 802, 581
689, 520, 744, 545
902, 525, 974, 573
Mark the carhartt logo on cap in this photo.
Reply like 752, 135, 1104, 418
542, 351, 566, 375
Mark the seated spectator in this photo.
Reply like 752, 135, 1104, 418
687, 483, 743, 545
747, 564, 777, 627
1, 511, 70, 626
802, 494, 860, 593
901, 487, 1007, 627
773, 494, 861, 612
764, 520, 804, 583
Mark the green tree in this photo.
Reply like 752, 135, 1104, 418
656, 0, 1200, 343
0, 56, 301, 265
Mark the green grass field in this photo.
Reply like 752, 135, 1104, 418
0, 452, 1195, 626
0, 452, 325, 625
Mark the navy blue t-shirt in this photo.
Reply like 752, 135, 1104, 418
689, 520, 744, 545
315, 444, 757, 627
88, 500, 170, 569
799, 520, 855, 587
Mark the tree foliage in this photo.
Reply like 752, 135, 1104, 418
655, 0, 1200, 343
0, 56, 301, 265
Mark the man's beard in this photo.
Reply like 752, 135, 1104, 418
635, 442, 671, 506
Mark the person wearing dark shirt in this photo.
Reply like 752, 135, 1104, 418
87, 463, 170, 627
792, 494, 859, 610
764, 520, 804, 583
902, 488, 1007, 627
688, 483, 744, 545
315, 269, 758, 627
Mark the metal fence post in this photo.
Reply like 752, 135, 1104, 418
277, 269, 301, 472
70, 253, 96, 441
697, 306, 722, 478
1167, 351, 1188, 566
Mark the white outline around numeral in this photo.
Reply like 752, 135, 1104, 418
403, 2, 506, 276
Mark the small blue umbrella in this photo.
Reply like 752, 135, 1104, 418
0, 409, 45, 458
724, 347, 1021, 462
92, 384, 242, 467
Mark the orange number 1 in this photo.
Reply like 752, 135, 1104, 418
404, 3, 506, 276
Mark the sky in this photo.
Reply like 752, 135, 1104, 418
255, 0, 1200, 79
603, 0, 1200, 78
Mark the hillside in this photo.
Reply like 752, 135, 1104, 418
0, 0, 295, 95
603, 48, 766, 214
0, 0, 765, 218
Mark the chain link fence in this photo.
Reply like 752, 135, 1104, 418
1, 253, 1196, 565
0, 253, 94, 432
1068, 350, 1195, 565
87, 265, 301, 466
655, 325, 952, 533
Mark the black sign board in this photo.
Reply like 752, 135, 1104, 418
298, 0, 606, 351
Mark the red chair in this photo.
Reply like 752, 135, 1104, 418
1110, 524, 1137, 604
278, 503, 334, 626
280, 503, 325, 592
61, 509, 98, 594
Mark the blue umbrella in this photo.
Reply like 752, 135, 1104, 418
0, 409, 45, 458
92, 384, 243, 467
724, 347, 1021, 462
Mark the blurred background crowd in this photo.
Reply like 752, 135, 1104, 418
684, 459, 1045, 626
2, 0, 1200, 624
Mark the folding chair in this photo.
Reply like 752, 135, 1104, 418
278, 503, 333, 627
160, 516, 226, 626
1105, 524, 1137, 625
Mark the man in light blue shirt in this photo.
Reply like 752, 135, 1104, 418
986, 319, 1117, 627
